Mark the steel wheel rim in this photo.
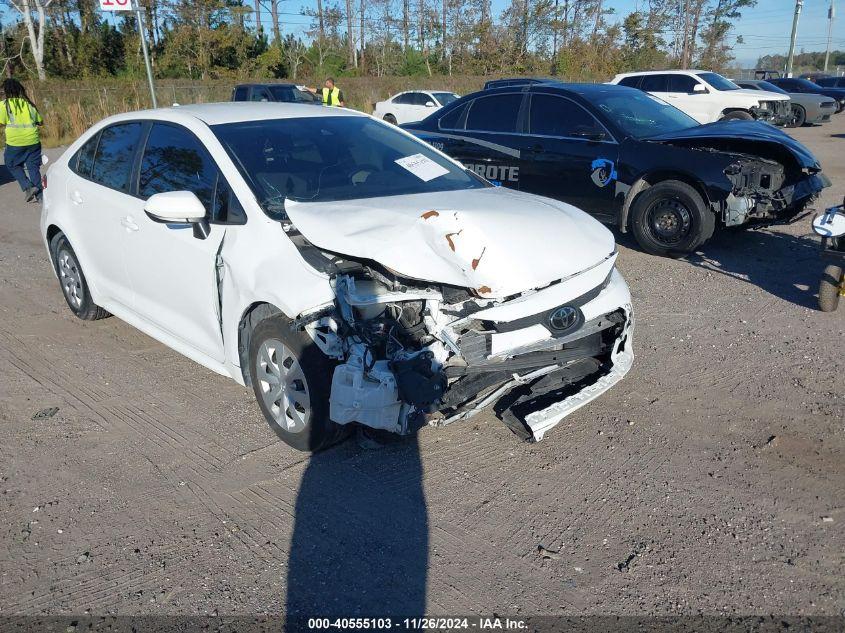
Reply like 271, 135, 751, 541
58, 248, 83, 309
255, 338, 310, 433
647, 199, 692, 246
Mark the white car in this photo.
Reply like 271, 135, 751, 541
372, 90, 460, 125
40, 103, 633, 451
609, 70, 790, 124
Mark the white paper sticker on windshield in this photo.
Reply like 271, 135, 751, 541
395, 153, 449, 182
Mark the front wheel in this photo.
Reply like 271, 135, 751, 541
787, 104, 806, 128
248, 314, 347, 452
819, 264, 843, 312
721, 110, 754, 121
49, 233, 110, 321
630, 180, 716, 257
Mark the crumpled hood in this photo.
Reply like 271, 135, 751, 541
646, 121, 820, 170
285, 187, 616, 298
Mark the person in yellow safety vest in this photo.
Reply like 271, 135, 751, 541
0, 79, 44, 203
307, 78, 345, 107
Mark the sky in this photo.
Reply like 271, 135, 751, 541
89, 0, 842, 69
602, 0, 843, 67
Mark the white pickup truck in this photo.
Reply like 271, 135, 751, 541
609, 70, 791, 124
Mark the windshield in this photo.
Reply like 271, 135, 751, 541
433, 92, 459, 106
756, 81, 788, 95
590, 90, 699, 139
212, 116, 486, 210
697, 72, 740, 91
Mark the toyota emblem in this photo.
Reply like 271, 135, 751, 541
548, 306, 580, 332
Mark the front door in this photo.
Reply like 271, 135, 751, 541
121, 122, 227, 363
517, 93, 618, 220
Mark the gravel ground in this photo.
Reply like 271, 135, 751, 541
0, 117, 843, 623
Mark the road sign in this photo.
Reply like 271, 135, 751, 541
99, 0, 133, 11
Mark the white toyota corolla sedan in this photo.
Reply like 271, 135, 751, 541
41, 103, 634, 451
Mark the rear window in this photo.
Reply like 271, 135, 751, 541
91, 122, 143, 192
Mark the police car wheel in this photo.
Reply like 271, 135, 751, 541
630, 180, 715, 257
49, 233, 110, 321
383, 114, 397, 125
248, 314, 348, 452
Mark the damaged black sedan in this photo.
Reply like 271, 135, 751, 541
403, 82, 831, 256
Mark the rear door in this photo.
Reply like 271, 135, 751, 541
64, 122, 144, 310
444, 92, 525, 189
517, 92, 617, 218
122, 122, 229, 362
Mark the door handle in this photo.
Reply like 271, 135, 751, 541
70, 190, 83, 205
121, 216, 139, 232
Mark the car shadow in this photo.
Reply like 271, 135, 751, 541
615, 226, 824, 309
284, 432, 428, 626
687, 228, 823, 309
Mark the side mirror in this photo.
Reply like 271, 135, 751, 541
425, 101, 436, 107
144, 191, 210, 239
693, 84, 708, 94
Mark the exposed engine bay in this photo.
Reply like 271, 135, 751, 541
299, 264, 633, 441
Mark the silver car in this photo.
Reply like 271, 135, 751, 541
735, 79, 837, 127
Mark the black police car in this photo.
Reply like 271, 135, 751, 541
403, 82, 830, 256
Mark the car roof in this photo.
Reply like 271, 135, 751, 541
102, 102, 363, 127
234, 82, 301, 88
616, 69, 710, 76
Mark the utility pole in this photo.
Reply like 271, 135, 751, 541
824, 0, 835, 72
786, 0, 804, 78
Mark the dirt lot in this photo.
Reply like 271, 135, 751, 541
0, 116, 843, 623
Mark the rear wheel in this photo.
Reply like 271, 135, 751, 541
249, 314, 347, 452
787, 104, 806, 127
49, 233, 110, 321
630, 180, 715, 257
819, 264, 843, 312
383, 114, 397, 125
721, 110, 754, 121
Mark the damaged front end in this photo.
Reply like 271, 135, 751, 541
647, 122, 831, 228
282, 191, 633, 441
300, 259, 632, 442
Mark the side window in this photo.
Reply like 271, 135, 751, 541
250, 88, 272, 102
438, 103, 467, 130
74, 132, 100, 178
529, 94, 606, 139
233, 87, 249, 101
640, 74, 669, 92
668, 74, 700, 93
413, 93, 430, 106
618, 76, 642, 89
91, 122, 143, 192
465, 94, 523, 133
213, 176, 247, 225
139, 123, 216, 212
394, 93, 414, 105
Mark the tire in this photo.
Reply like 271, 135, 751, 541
787, 104, 806, 128
721, 110, 754, 121
819, 264, 843, 312
49, 233, 110, 321
630, 180, 716, 257
248, 314, 347, 452
383, 114, 398, 125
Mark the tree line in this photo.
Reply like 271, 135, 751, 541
0, 0, 760, 82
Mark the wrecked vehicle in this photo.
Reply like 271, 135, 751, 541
40, 103, 634, 451
403, 82, 831, 256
